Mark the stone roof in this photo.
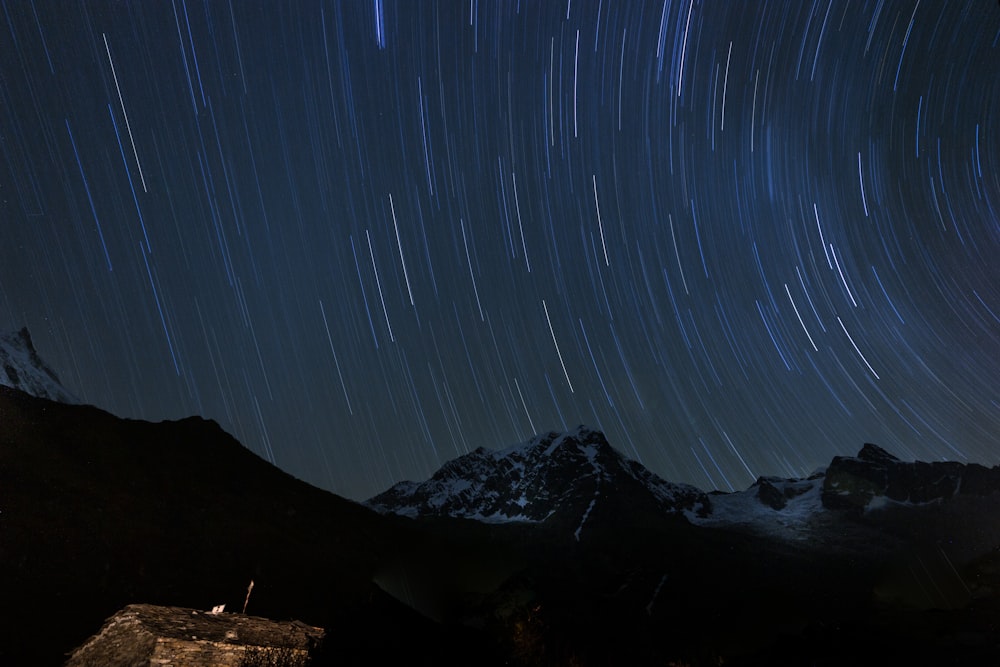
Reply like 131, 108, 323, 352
66, 603, 325, 667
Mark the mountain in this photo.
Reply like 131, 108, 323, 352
367, 426, 711, 536
823, 441, 1000, 510
369, 428, 1000, 556
366, 428, 1000, 664
0, 327, 77, 402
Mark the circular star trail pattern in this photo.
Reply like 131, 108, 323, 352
2, 2, 999, 500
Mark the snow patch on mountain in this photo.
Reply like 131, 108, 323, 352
689, 476, 825, 541
573, 438, 605, 541
574, 495, 598, 541
0, 328, 77, 403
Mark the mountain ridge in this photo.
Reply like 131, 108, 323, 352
367, 426, 1000, 554
362, 427, 1000, 663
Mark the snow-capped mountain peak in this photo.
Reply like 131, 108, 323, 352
368, 427, 1000, 556
365, 426, 711, 526
0, 327, 77, 403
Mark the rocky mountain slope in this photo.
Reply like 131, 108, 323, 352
367, 426, 710, 533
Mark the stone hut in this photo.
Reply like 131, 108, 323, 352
66, 603, 325, 666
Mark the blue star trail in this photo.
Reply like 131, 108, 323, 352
1, 1, 998, 500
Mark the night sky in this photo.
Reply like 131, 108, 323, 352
2, 1, 999, 501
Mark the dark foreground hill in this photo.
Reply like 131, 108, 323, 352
4, 382, 1000, 665
0, 386, 493, 666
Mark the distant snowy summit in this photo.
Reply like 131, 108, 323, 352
368, 427, 1000, 547
366, 426, 711, 527
0, 327, 77, 403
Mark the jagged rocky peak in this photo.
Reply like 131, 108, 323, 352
366, 425, 711, 523
822, 443, 1000, 512
857, 442, 900, 465
0, 327, 77, 404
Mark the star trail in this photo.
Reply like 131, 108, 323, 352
2, 1, 999, 501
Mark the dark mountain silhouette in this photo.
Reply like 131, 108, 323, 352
0, 385, 493, 666
2, 333, 999, 665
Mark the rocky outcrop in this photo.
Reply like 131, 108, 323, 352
66, 604, 325, 667
822, 443, 1000, 512
754, 477, 787, 510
